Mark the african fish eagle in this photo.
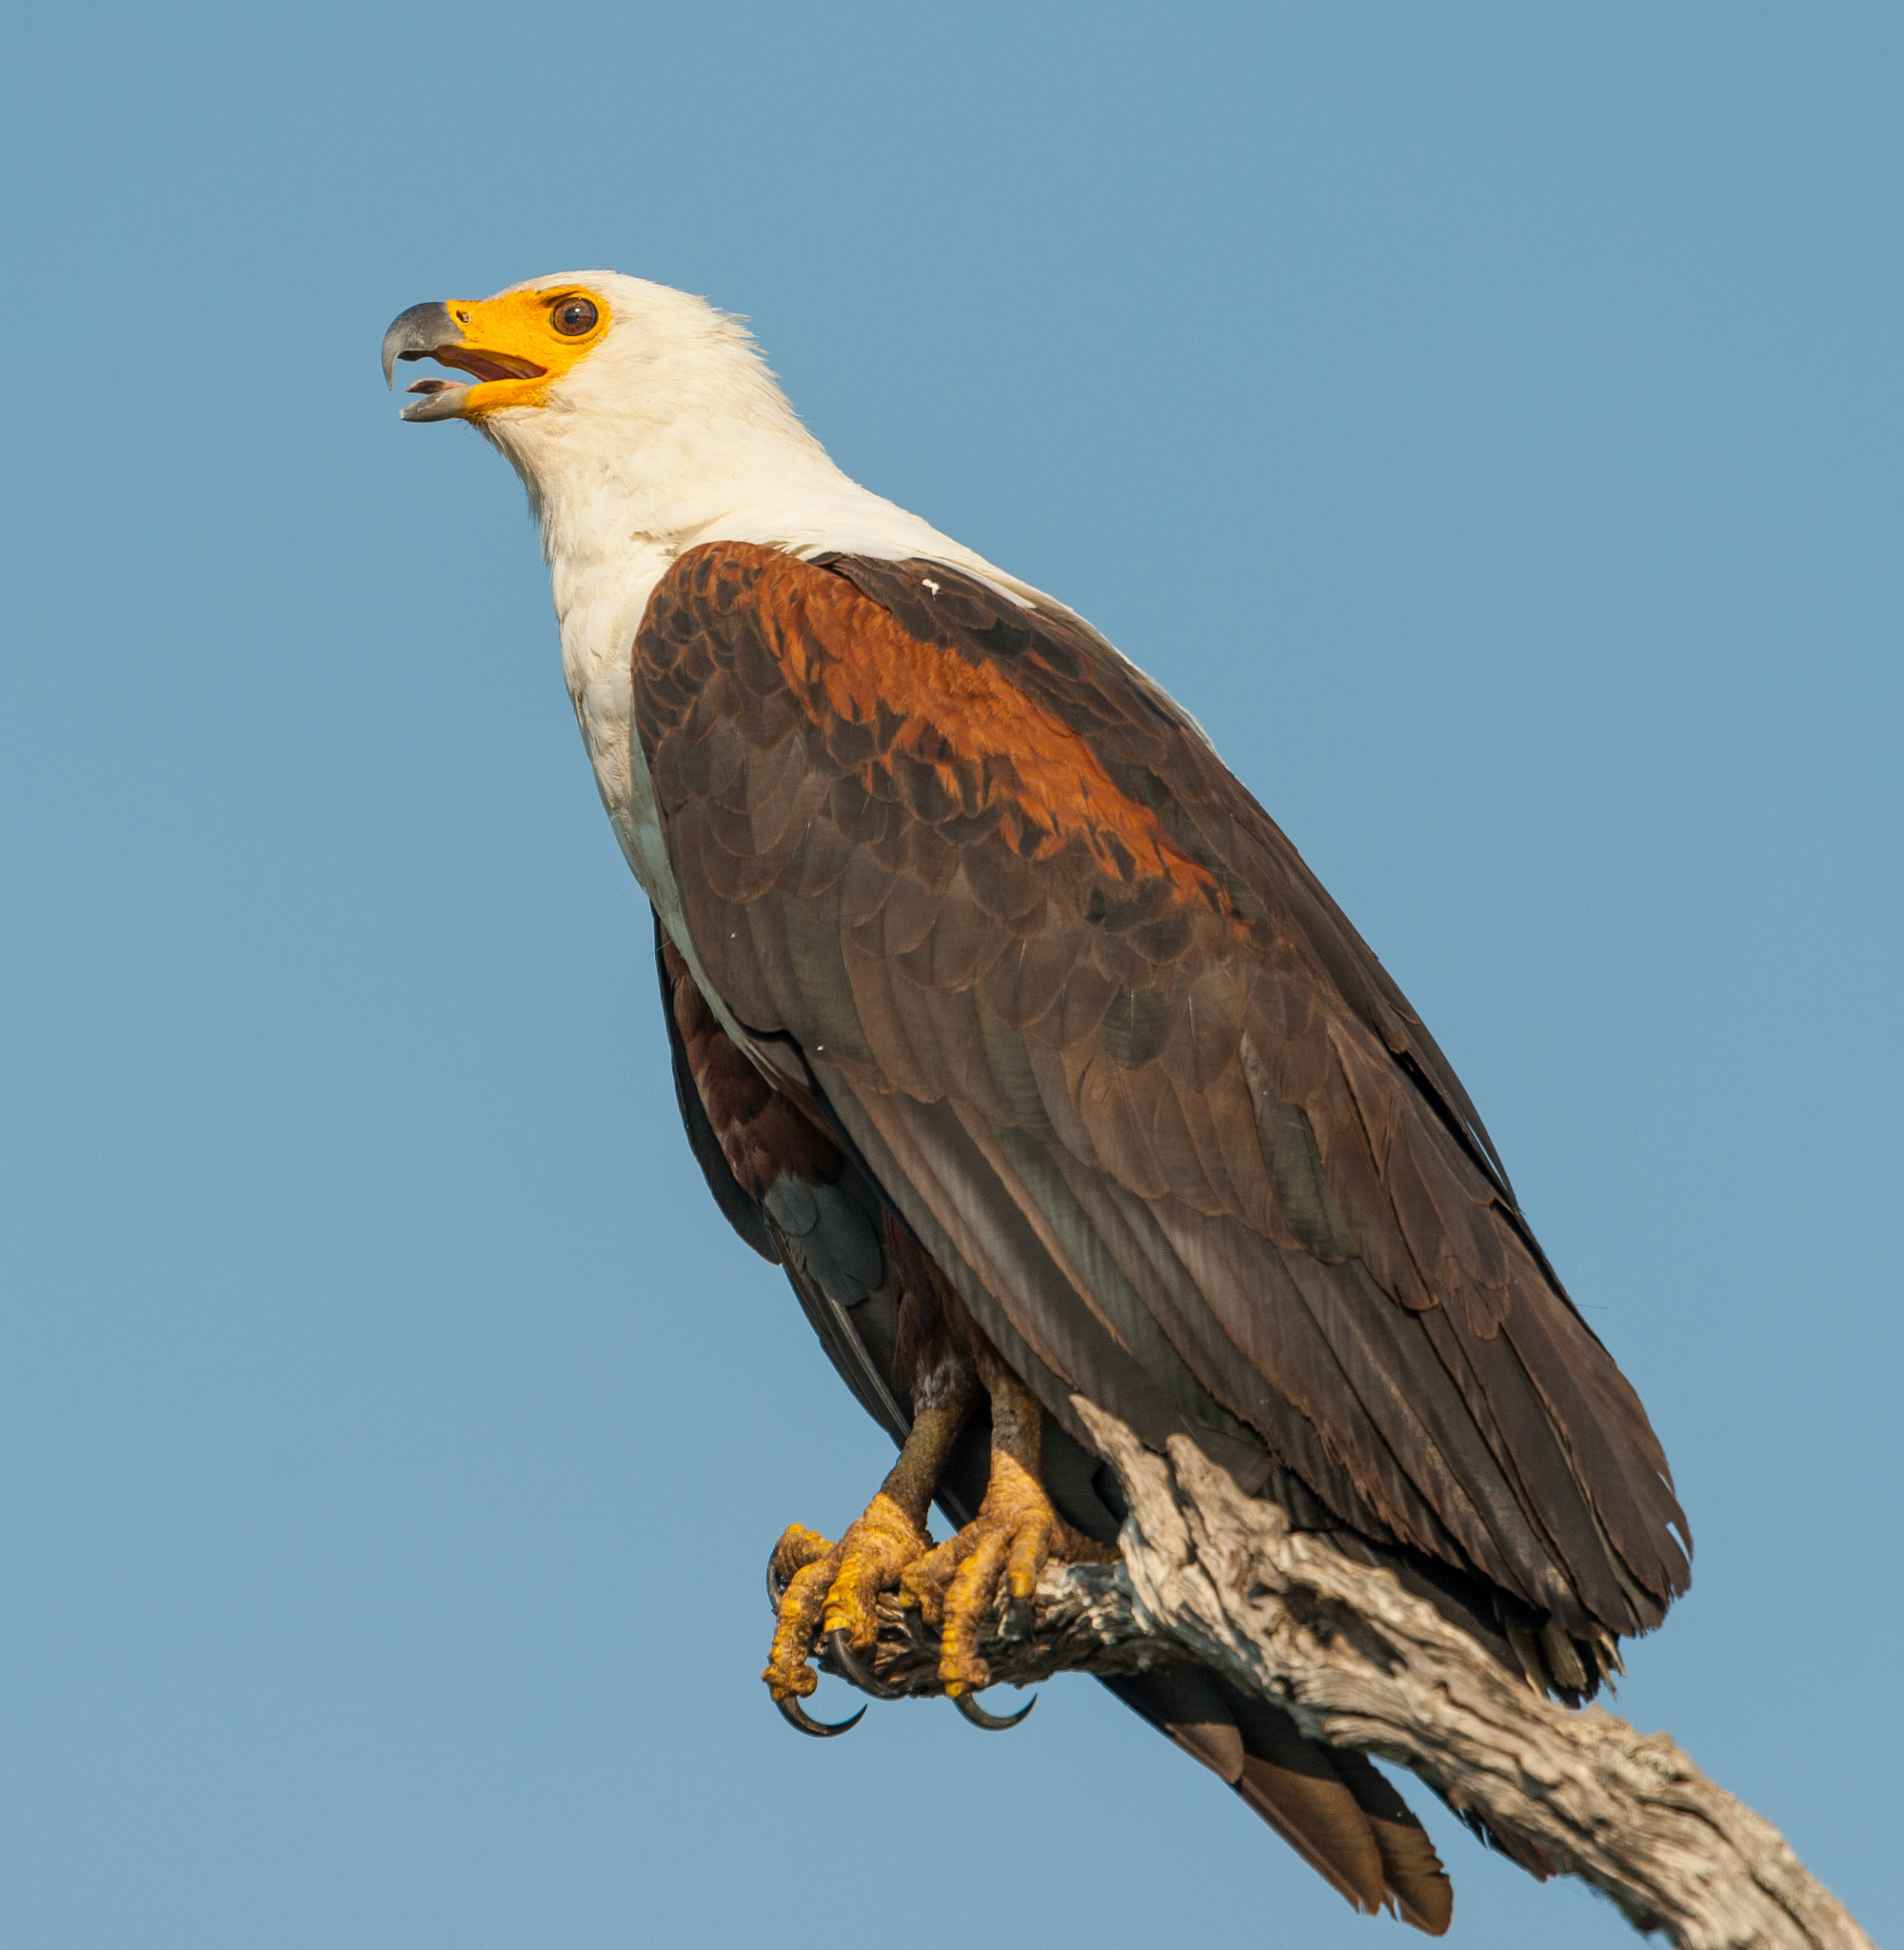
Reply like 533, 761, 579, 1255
381, 272, 1690, 1934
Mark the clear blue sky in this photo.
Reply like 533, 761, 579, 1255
2, 5, 1898, 1945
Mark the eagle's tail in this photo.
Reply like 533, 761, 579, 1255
1103, 1669, 1455, 1935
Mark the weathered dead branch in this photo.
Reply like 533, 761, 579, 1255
815, 1558, 1194, 1696
820, 1400, 1869, 1950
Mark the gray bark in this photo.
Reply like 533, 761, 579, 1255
820, 1399, 1870, 1950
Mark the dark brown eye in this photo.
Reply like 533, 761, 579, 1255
552, 297, 598, 337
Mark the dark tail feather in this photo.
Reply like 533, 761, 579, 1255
1325, 1745, 1455, 1935
1104, 1670, 1451, 1932
1225, 1684, 1445, 1929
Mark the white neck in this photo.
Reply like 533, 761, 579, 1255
480, 388, 1022, 675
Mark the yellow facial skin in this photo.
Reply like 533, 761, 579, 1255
428, 285, 612, 415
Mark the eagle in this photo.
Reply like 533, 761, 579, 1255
382, 272, 1690, 1935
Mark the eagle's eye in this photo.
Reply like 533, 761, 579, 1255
552, 298, 599, 337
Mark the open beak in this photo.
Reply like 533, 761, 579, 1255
380, 300, 548, 422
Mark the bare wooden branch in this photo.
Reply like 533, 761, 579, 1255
824, 1401, 1870, 1950
815, 1558, 1195, 1697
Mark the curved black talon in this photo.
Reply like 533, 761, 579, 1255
775, 1693, 866, 1738
766, 1554, 788, 1614
825, 1627, 902, 1701
951, 1689, 1037, 1731
1001, 1595, 1036, 1642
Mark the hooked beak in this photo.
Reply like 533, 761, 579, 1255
382, 302, 472, 422
380, 299, 549, 422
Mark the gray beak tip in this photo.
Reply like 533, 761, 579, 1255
381, 300, 463, 396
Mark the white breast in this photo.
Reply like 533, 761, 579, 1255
554, 546, 705, 971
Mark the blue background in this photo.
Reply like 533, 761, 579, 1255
2, 5, 1897, 1944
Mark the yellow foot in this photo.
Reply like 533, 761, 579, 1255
899, 1449, 1118, 1698
762, 1490, 930, 1720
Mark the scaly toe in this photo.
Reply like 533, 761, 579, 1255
818, 1492, 929, 1649
897, 1537, 962, 1626
763, 1495, 933, 1704
925, 1448, 1111, 1693
766, 1522, 836, 1613
939, 1523, 1017, 1691
764, 1551, 843, 1697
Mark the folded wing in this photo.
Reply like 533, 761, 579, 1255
634, 541, 1689, 1652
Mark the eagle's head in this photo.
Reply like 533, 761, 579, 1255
385, 271, 644, 423
381, 270, 833, 551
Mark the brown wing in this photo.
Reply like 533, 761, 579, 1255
635, 540, 1689, 1646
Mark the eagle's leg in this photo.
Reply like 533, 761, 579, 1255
761, 1360, 978, 1704
899, 1350, 1121, 1698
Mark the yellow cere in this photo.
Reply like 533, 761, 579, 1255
433, 285, 612, 415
